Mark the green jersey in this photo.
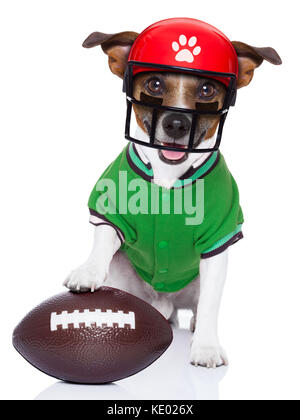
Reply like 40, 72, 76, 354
88, 143, 244, 293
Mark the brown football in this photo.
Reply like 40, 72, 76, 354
12, 287, 173, 384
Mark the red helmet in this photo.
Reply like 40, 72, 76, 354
128, 18, 238, 86
124, 18, 238, 154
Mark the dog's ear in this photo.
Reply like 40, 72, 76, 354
82, 31, 139, 79
231, 41, 282, 89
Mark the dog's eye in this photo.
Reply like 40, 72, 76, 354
198, 83, 216, 100
146, 78, 164, 95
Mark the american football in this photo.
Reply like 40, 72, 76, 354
12, 287, 173, 384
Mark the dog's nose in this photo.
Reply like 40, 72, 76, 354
162, 113, 191, 139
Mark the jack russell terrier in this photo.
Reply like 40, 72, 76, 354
64, 18, 282, 368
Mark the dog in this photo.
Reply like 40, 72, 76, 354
64, 19, 281, 368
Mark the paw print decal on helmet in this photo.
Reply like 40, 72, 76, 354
172, 35, 201, 63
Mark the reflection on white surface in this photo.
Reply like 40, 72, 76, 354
35, 329, 227, 400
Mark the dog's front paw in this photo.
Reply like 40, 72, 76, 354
64, 263, 107, 293
190, 341, 228, 368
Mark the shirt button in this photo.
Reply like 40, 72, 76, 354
159, 269, 168, 274
158, 241, 168, 249
155, 282, 165, 290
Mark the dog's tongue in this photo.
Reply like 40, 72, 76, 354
161, 149, 186, 160
161, 144, 186, 161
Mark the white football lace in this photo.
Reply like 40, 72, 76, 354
50, 309, 136, 331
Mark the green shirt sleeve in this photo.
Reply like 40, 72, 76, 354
194, 156, 244, 258
88, 152, 137, 246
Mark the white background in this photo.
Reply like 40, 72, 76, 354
0, 0, 299, 400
